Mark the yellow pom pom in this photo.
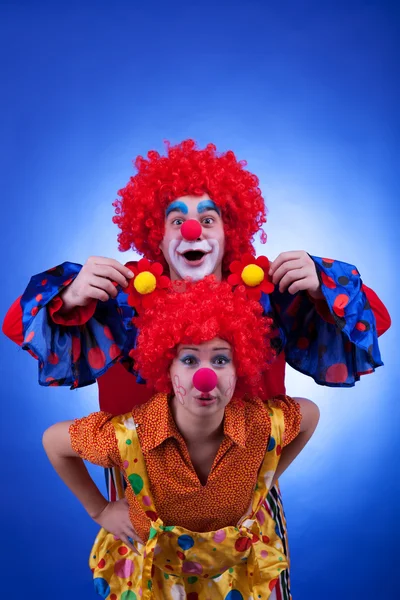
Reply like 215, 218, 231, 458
133, 271, 157, 295
241, 264, 264, 287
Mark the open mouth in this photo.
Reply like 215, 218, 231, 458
182, 250, 208, 262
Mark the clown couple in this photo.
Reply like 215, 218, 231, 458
3, 140, 391, 599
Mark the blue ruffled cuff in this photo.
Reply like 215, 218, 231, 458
267, 256, 383, 387
20, 262, 137, 388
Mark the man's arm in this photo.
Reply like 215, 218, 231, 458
53, 256, 133, 317
310, 283, 391, 337
2, 296, 24, 345
360, 284, 391, 337
2, 259, 136, 388
267, 252, 389, 387
269, 251, 391, 338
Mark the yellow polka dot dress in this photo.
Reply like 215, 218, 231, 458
83, 396, 298, 600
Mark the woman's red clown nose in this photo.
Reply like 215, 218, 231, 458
193, 368, 218, 393
181, 219, 202, 241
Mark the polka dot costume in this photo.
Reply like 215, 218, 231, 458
19, 256, 383, 390
70, 394, 301, 599
70, 394, 301, 542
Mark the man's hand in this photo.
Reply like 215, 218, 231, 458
269, 251, 323, 299
93, 498, 144, 555
59, 256, 134, 312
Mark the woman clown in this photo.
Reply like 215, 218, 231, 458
2, 139, 391, 599
43, 277, 320, 600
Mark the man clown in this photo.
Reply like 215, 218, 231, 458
2, 139, 391, 599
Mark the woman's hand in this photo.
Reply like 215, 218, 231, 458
93, 498, 144, 555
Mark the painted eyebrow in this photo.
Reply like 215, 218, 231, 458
165, 201, 189, 217
197, 200, 221, 215
180, 346, 200, 352
180, 346, 231, 353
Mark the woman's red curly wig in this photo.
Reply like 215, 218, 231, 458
131, 277, 274, 397
113, 139, 267, 272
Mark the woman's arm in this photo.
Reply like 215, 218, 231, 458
43, 422, 109, 517
273, 397, 320, 483
42, 422, 142, 551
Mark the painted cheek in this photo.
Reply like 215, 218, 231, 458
167, 239, 181, 267
173, 374, 187, 406
223, 375, 236, 398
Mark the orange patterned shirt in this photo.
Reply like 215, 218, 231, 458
70, 394, 301, 542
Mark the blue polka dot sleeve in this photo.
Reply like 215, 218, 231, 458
19, 261, 139, 388
261, 255, 383, 387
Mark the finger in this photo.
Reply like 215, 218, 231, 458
89, 257, 134, 279
269, 251, 304, 276
92, 265, 130, 288
121, 534, 141, 555
128, 532, 145, 547
271, 259, 303, 285
124, 524, 145, 546
288, 277, 315, 295
85, 286, 112, 303
279, 269, 307, 293
90, 275, 119, 298
118, 505, 144, 542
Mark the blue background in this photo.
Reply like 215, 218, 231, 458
0, 1, 398, 598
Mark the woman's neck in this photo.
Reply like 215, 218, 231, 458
170, 396, 225, 445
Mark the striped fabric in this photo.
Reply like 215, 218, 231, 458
105, 466, 292, 599
265, 485, 293, 600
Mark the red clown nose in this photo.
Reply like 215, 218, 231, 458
181, 219, 202, 241
193, 368, 218, 393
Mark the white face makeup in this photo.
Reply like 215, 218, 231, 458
159, 194, 225, 281
168, 238, 221, 281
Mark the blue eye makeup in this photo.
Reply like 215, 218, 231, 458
197, 199, 221, 215
166, 201, 189, 217
179, 355, 199, 367
212, 355, 231, 367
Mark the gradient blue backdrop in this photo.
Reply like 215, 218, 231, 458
1, 1, 398, 598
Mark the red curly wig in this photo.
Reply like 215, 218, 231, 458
131, 277, 274, 397
113, 139, 267, 273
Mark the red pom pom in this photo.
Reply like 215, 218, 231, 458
181, 219, 202, 241
193, 368, 218, 392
